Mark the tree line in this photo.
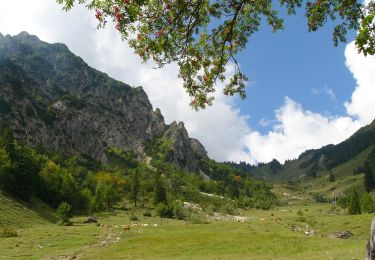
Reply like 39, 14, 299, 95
0, 127, 278, 221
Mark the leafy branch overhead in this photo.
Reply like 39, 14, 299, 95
56, 0, 375, 109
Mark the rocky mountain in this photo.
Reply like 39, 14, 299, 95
0, 32, 206, 172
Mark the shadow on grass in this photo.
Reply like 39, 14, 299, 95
1, 190, 58, 224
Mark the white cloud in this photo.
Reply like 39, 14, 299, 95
242, 97, 361, 163
258, 118, 273, 127
237, 42, 375, 164
0, 0, 374, 164
326, 88, 336, 100
344, 42, 375, 125
311, 86, 336, 100
0, 0, 250, 162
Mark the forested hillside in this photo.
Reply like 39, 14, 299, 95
0, 32, 277, 223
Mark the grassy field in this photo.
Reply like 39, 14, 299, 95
1, 188, 374, 260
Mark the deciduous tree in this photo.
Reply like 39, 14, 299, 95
57, 0, 374, 109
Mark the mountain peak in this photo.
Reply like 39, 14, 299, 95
13, 31, 42, 45
0, 31, 207, 172
16, 31, 35, 38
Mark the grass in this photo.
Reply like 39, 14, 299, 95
0, 186, 373, 260
271, 146, 375, 200
0, 192, 55, 228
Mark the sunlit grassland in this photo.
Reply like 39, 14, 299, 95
1, 189, 373, 260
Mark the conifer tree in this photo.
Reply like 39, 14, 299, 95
348, 189, 361, 215
130, 170, 141, 207
364, 161, 375, 192
153, 174, 167, 205
360, 192, 375, 213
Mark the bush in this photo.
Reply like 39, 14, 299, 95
143, 211, 152, 217
361, 192, 375, 213
305, 216, 317, 226
254, 199, 272, 210
0, 228, 18, 238
329, 173, 335, 182
296, 209, 305, 222
337, 195, 349, 209
311, 193, 328, 203
222, 203, 236, 215
155, 203, 174, 218
57, 202, 73, 225
129, 214, 139, 221
189, 213, 210, 224
175, 207, 191, 220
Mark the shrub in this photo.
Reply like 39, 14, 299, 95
129, 214, 139, 221
296, 209, 305, 222
254, 199, 272, 210
189, 213, 210, 224
337, 195, 349, 209
361, 192, 375, 213
0, 228, 18, 238
57, 202, 73, 226
223, 203, 236, 215
305, 216, 317, 226
175, 207, 191, 220
155, 203, 174, 218
311, 193, 328, 203
143, 211, 152, 217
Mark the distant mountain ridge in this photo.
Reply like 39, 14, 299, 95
246, 119, 375, 182
0, 32, 206, 172
298, 119, 375, 170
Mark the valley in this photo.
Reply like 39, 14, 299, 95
0, 32, 375, 259
0, 188, 373, 259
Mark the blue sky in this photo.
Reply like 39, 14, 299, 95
235, 10, 356, 134
0, 0, 374, 164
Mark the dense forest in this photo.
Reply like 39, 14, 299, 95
0, 125, 277, 221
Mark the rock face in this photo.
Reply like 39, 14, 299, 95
0, 32, 206, 172
334, 231, 353, 239
163, 122, 207, 172
366, 218, 375, 260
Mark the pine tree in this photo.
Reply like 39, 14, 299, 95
130, 170, 141, 207
348, 190, 361, 215
153, 174, 167, 206
328, 172, 335, 182
364, 161, 375, 192
360, 192, 375, 213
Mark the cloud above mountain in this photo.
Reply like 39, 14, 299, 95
239, 41, 375, 163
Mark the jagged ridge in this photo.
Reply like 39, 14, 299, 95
0, 32, 206, 172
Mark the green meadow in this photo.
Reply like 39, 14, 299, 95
1, 190, 373, 260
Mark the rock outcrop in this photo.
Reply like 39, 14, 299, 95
0, 32, 206, 172
366, 218, 375, 260
162, 122, 207, 172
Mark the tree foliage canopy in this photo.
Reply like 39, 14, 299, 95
57, 0, 374, 109
348, 189, 361, 215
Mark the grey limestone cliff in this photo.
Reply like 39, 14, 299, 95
0, 32, 206, 172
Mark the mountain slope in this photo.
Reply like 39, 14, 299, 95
0, 32, 204, 172
0, 191, 56, 227
246, 119, 375, 184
